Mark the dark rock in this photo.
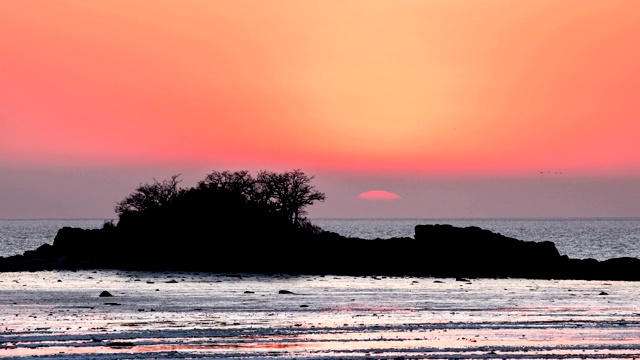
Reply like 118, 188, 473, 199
244, 291, 254, 294
2, 223, 640, 281
29, 243, 57, 259
415, 224, 563, 279
108, 342, 134, 347
104, 302, 121, 306
599, 291, 609, 296
99, 291, 112, 297
300, 304, 309, 307
600, 257, 640, 281
278, 290, 295, 294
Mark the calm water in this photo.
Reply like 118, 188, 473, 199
1, 218, 639, 261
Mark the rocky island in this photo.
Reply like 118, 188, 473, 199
1, 170, 639, 280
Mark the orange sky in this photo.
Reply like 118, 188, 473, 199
2, 0, 639, 178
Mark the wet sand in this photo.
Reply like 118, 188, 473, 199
1, 270, 640, 359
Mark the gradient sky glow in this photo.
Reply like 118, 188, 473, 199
1, 1, 639, 219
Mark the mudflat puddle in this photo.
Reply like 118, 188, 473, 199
1, 270, 639, 359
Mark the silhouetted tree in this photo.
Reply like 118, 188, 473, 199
198, 170, 255, 201
256, 169, 325, 225
115, 170, 324, 228
115, 174, 183, 217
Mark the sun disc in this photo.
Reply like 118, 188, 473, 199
356, 190, 401, 201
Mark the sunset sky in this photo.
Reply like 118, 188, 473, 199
1, 0, 639, 219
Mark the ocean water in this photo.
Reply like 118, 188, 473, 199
1, 218, 639, 260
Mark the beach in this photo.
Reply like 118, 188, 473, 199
2, 270, 640, 359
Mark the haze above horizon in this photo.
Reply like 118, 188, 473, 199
1, 1, 639, 219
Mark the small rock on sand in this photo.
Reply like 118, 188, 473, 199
278, 290, 295, 294
108, 342, 134, 347
99, 291, 112, 297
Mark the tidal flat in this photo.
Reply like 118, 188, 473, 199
1, 270, 640, 359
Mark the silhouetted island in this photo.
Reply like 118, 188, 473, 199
1, 170, 639, 280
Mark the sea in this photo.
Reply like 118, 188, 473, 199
1, 218, 640, 359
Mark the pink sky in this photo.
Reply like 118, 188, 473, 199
1, 0, 639, 218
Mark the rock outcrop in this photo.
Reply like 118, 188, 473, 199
1, 224, 639, 280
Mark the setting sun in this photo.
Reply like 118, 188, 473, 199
357, 190, 401, 201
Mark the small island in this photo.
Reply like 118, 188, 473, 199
1, 170, 639, 280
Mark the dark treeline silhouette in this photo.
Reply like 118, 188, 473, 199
1, 169, 640, 280
115, 169, 325, 227
91, 169, 326, 271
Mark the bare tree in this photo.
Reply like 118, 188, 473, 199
115, 174, 183, 217
198, 170, 255, 200
256, 169, 325, 224
114, 170, 324, 226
